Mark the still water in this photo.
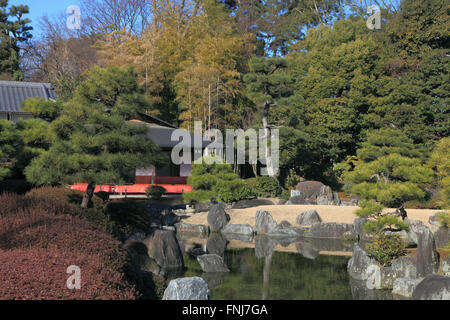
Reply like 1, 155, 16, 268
174, 235, 393, 300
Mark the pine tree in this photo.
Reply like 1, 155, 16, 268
25, 67, 165, 208
343, 128, 434, 213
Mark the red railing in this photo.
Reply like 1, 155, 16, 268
135, 176, 188, 185
71, 183, 193, 194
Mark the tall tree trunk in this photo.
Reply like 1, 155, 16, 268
81, 183, 96, 208
261, 101, 279, 178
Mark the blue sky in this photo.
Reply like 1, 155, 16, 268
9, 0, 80, 35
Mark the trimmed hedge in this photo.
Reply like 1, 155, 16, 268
248, 176, 281, 198
183, 157, 254, 203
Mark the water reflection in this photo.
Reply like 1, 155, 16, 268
177, 234, 357, 300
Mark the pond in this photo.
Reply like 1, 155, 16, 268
174, 235, 395, 300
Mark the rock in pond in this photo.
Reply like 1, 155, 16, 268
162, 277, 210, 300
347, 244, 379, 281
392, 278, 421, 298
354, 218, 370, 241
175, 222, 209, 238
255, 210, 278, 235
296, 210, 322, 226
206, 232, 228, 257
197, 254, 230, 273
207, 205, 231, 232
412, 275, 450, 300
143, 229, 184, 271
443, 257, 450, 276
306, 222, 356, 239
221, 224, 254, 237
435, 227, 450, 248
416, 226, 440, 277
404, 219, 425, 246
380, 257, 418, 289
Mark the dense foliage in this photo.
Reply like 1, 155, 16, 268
247, 176, 282, 198
365, 233, 407, 267
146, 185, 166, 200
184, 157, 253, 203
0, 192, 137, 300
24, 67, 165, 207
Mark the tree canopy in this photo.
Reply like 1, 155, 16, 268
24, 67, 165, 207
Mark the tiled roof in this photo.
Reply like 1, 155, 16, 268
0, 81, 56, 113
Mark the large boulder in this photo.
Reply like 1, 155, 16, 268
287, 195, 307, 205
124, 240, 162, 275
161, 210, 181, 226
412, 275, 450, 300
442, 257, 450, 276
206, 232, 228, 257
296, 210, 322, 226
221, 224, 254, 242
142, 229, 184, 271
429, 214, 442, 227
175, 222, 209, 238
435, 227, 450, 248
354, 218, 370, 241
197, 254, 230, 273
221, 224, 254, 237
391, 257, 418, 279
366, 264, 382, 289
307, 222, 356, 239
316, 186, 341, 206
162, 277, 210, 300
392, 278, 421, 298
195, 202, 214, 213
207, 205, 231, 232
416, 226, 440, 277
349, 278, 393, 300
255, 210, 278, 235
380, 257, 417, 289
231, 199, 274, 209
347, 244, 379, 281
405, 219, 425, 246
295, 181, 325, 200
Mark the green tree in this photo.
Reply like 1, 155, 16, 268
12, 118, 52, 178
344, 129, 434, 209
428, 137, 450, 209
0, 119, 22, 180
22, 97, 64, 122
244, 57, 302, 177
0, 1, 32, 80
183, 156, 252, 203
25, 67, 165, 208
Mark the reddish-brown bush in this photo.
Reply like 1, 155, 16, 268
0, 193, 139, 300
26, 187, 104, 210
0, 248, 136, 300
